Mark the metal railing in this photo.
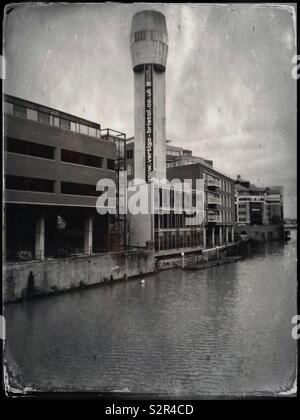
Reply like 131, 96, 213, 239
205, 178, 221, 188
207, 214, 221, 222
207, 195, 221, 205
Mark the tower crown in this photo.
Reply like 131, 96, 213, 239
130, 10, 168, 72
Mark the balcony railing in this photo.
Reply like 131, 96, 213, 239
205, 178, 221, 188
207, 195, 221, 205
207, 213, 221, 222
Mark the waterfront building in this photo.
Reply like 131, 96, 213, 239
235, 175, 284, 226
4, 94, 126, 261
166, 151, 235, 251
166, 142, 213, 168
126, 140, 235, 251
128, 10, 235, 252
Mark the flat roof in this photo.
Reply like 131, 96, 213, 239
167, 161, 235, 182
4, 94, 101, 130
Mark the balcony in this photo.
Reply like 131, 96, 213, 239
205, 177, 221, 189
207, 195, 221, 206
207, 213, 221, 223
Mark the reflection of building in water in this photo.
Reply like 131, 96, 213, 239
4, 94, 126, 261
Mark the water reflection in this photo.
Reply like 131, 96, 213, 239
5, 235, 297, 396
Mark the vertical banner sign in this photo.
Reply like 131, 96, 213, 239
145, 63, 153, 183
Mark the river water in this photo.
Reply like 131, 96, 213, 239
4, 231, 297, 397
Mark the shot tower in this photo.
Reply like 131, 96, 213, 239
129, 10, 168, 248
130, 10, 168, 183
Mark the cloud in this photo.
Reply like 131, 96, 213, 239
3, 3, 297, 217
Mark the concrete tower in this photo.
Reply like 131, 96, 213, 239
130, 10, 168, 183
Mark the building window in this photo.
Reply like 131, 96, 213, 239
38, 111, 50, 124
53, 116, 60, 127
61, 181, 99, 197
79, 124, 89, 135
4, 102, 13, 114
60, 118, 70, 130
107, 159, 115, 170
13, 104, 27, 118
126, 149, 133, 160
6, 175, 54, 193
89, 127, 97, 137
6, 137, 55, 159
27, 109, 38, 121
61, 149, 103, 168
127, 164, 133, 177
135, 30, 146, 42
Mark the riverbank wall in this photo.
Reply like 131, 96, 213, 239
4, 249, 155, 303
156, 244, 238, 270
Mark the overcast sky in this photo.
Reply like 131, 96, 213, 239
4, 3, 297, 218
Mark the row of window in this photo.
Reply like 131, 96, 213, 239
61, 149, 103, 168
61, 181, 100, 197
5, 176, 236, 217
153, 187, 234, 211
5, 176, 102, 197
218, 210, 233, 222
221, 195, 233, 208
134, 30, 166, 43
209, 210, 234, 223
220, 179, 233, 193
6, 138, 115, 170
6, 137, 55, 159
238, 196, 265, 202
154, 229, 202, 251
6, 102, 100, 138
166, 157, 202, 168
167, 150, 181, 157
155, 187, 201, 210
6, 175, 54, 193
238, 210, 247, 216
154, 213, 191, 230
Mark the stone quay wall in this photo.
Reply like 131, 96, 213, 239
4, 249, 155, 303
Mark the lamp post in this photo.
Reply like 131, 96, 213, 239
181, 251, 185, 269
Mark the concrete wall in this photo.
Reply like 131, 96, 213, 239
130, 11, 168, 71
133, 67, 167, 183
5, 114, 116, 208
4, 250, 155, 303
